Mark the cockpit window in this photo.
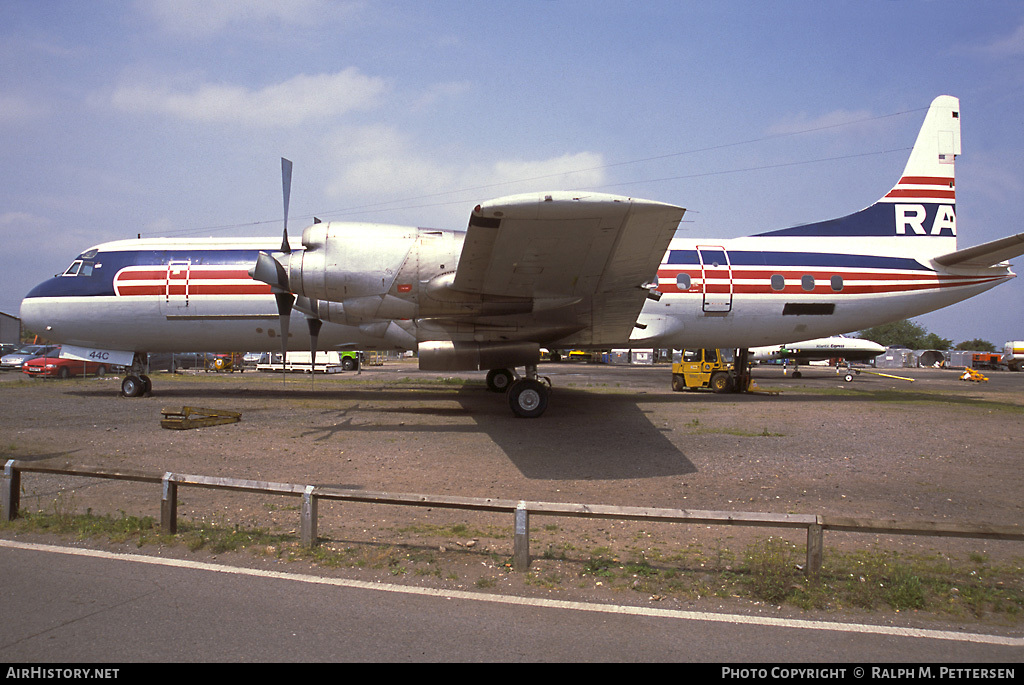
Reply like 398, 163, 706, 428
61, 260, 95, 276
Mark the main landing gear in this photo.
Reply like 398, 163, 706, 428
486, 365, 551, 418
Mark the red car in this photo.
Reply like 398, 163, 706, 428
22, 351, 116, 379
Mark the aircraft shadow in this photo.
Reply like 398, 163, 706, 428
67, 383, 696, 481
452, 386, 697, 481
278, 385, 697, 481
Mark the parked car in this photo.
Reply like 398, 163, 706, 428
242, 351, 263, 367
23, 351, 117, 378
146, 352, 216, 373
1, 344, 59, 370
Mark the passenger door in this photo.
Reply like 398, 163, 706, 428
697, 246, 733, 313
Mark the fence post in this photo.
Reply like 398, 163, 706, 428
806, 517, 823, 578
161, 473, 177, 534
2, 460, 20, 522
301, 486, 318, 547
513, 501, 530, 571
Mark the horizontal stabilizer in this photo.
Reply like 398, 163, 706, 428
933, 231, 1024, 268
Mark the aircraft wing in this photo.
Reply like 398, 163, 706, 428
933, 230, 1024, 268
452, 191, 685, 341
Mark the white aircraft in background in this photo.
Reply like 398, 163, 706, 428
749, 336, 886, 378
20, 95, 1024, 417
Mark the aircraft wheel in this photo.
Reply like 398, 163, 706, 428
96, 365, 107, 377
507, 378, 549, 418
792, 370, 802, 379
843, 373, 854, 382
486, 368, 515, 393
121, 375, 145, 397
140, 374, 152, 395
671, 374, 685, 392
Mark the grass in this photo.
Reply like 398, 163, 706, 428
3, 503, 1021, 622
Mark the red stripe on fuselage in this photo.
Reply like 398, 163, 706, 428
113, 266, 271, 297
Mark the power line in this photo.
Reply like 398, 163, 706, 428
158, 107, 924, 236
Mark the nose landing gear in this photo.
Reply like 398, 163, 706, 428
120, 353, 153, 397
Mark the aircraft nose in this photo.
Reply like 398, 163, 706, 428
20, 294, 49, 338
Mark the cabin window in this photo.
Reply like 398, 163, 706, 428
830, 275, 844, 292
801, 275, 815, 292
770, 274, 785, 291
676, 273, 691, 290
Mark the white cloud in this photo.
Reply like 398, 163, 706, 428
1, 211, 60, 254
109, 68, 388, 126
138, 0, 350, 36
766, 109, 878, 137
0, 93, 49, 124
977, 22, 1024, 57
320, 124, 607, 221
410, 81, 473, 112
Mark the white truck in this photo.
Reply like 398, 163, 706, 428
1003, 341, 1024, 372
256, 350, 361, 373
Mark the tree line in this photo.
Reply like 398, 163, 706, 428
857, 319, 996, 351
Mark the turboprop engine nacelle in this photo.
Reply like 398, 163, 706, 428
418, 341, 541, 371
297, 293, 418, 326
287, 222, 418, 302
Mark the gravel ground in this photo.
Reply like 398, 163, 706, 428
2, 360, 1022, 631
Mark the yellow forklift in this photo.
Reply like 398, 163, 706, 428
671, 348, 755, 393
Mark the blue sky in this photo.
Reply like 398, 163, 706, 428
3, 1, 1023, 346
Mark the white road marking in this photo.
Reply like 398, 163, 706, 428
2, 539, 1020, 647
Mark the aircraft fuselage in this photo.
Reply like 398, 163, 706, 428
21, 228, 1012, 355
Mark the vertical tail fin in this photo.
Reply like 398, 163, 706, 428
755, 95, 961, 261
878, 95, 960, 253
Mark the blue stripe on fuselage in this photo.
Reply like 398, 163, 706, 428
24, 249, 265, 299
665, 249, 929, 271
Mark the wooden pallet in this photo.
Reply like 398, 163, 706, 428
160, 406, 242, 430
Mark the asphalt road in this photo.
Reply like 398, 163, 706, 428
1, 540, 1019, 663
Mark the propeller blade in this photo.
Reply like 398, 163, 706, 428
275, 292, 295, 384
307, 317, 323, 381
281, 157, 293, 254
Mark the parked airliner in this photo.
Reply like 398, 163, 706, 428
749, 336, 886, 378
20, 95, 1024, 416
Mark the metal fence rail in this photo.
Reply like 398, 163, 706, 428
4, 459, 1023, 576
